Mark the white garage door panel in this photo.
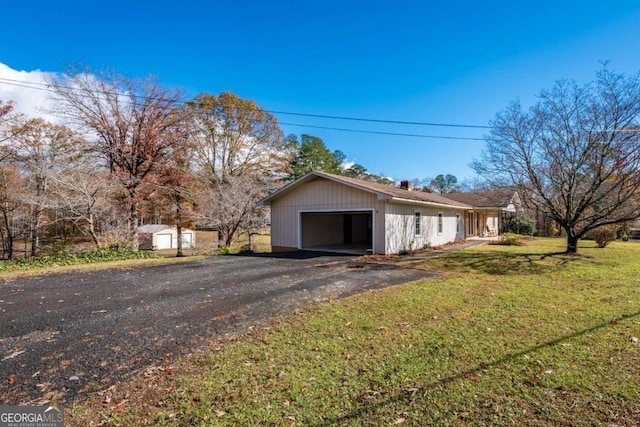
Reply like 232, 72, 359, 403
156, 234, 172, 249
182, 233, 192, 247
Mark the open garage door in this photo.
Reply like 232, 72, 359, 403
300, 211, 372, 254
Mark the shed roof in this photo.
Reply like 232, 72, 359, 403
260, 171, 472, 209
137, 224, 175, 234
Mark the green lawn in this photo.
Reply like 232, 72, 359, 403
71, 238, 640, 426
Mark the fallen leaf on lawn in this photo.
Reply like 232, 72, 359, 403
394, 417, 406, 425
7, 375, 16, 385
215, 410, 225, 417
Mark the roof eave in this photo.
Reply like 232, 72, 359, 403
259, 171, 394, 205
390, 197, 470, 210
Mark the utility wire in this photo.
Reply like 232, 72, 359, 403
278, 122, 485, 140
3, 76, 635, 138
0, 77, 489, 129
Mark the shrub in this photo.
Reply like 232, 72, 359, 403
238, 244, 254, 254
0, 249, 158, 273
504, 216, 537, 236
217, 245, 230, 255
495, 232, 524, 246
591, 225, 619, 248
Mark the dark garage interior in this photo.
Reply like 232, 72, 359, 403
300, 211, 372, 254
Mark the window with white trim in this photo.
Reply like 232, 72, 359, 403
415, 212, 421, 236
438, 212, 443, 234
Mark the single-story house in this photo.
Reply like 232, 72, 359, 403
260, 171, 472, 255
445, 189, 523, 237
137, 224, 195, 250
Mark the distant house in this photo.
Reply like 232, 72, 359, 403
260, 171, 471, 255
137, 224, 195, 250
445, 189, 523, 237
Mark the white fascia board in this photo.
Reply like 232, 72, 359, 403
390, 197, 470, 210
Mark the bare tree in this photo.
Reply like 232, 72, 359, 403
11, 118, 81, 256
48, 67, 187, 249
205, 174, 275, 248
50, 163, 115, 249
474, 67, 640, 253
0, 165, 26, 259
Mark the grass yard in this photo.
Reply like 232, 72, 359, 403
70, 238, 640, 426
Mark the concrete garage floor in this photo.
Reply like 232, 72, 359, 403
303, 243, 372, 255
0, 252, 436, 405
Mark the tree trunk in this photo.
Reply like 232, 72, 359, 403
87, 211, 100, 250
175, 194, 184, 257
30, 226, 39, 257
566, 233, 579, 254
128, 189, 140, 251
1, 207, 13, 259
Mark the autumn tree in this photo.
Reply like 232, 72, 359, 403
152, 135, 200, 257
188, 91, 288, 246
48, 67, 187, 250
0, 100, 22, 161
188, 91, 288, 183
474, 67, 640, 253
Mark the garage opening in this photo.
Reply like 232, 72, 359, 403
300, 211, 372, 254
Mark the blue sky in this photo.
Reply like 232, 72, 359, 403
2, 1, 640, 182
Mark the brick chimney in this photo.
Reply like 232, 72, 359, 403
400, 180, 412, 191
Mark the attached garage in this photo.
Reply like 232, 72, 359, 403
260, 171, 471, 255
300, 211, 373, 254
137, 224, 196, 250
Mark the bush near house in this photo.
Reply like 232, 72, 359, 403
504, 216, 537, 236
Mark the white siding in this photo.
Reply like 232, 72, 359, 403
270, 177, 386, 253
384, 202, 464, 253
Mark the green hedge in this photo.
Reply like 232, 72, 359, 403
0, 249, 158, 273
504, 216, 537, 236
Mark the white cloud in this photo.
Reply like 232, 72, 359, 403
0, 62, 60, 122
342, 160, 355, 170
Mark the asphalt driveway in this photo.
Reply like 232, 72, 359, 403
0, 252, 436, 405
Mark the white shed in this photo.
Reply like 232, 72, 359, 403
137, 224, 195, 250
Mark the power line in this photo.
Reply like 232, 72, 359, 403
265, 110, 490, 129
0, 77, 489, 130
278, 122, 485, 140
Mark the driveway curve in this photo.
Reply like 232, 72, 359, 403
0, 252, 436, 404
